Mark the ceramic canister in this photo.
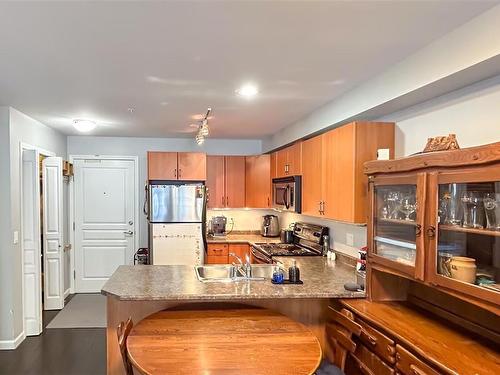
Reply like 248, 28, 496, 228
449, 256, 477, 284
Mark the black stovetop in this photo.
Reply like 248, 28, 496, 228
253, 243, 321, 257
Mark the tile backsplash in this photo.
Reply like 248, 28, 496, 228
207, 209, 276, 232
207, 209, 366, 258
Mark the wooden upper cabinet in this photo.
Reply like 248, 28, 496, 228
206, 156, 225, 209
147, 152, 178, 180
301, 136, 323, 216
245, 155, 271, 208
224, 156, 246, 208
275, 142, 302, 178
206, 155, 245, 208
300, 121, 394, 223
147, 152, 206, 181
270, 152, 277, 179
322, 124, 356, 221
177, 152, 206, 181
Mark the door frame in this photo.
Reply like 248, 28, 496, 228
19, 142, 55, 336
69, 155, 139, 293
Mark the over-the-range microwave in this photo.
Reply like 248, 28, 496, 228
272, 175, 301, 213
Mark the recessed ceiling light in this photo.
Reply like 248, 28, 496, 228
73, 119, 96, 132
236, 83, 258, 98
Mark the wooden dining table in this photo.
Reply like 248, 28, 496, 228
126, 306, 323, 375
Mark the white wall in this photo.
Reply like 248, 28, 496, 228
67, 136, 263, 248
384, 75, 500, 156
263, 5, 500, 152
0, 107, 13, 344
1, 107, 67, 346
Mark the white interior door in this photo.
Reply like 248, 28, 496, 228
22, 149, 42, 334
42, 157, 64, 310
74, 159, 135, 293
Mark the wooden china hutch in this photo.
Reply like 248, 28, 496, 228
329, 142, 500, 374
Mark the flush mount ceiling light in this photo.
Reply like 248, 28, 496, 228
194, 108, 212, 145
73, 119, 97, 132
236, 83, 258, 98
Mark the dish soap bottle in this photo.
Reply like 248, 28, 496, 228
288, 260, 300, 283
272, 265, 284, 284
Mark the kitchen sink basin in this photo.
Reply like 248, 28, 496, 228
194, 264, 276, 283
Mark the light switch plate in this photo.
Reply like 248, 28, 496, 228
346, 233, 354, 247
13, 231, 19, 244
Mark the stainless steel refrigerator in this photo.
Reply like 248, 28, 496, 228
147, 183, 206, 265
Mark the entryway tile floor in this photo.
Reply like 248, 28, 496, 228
0, 296, 106, 375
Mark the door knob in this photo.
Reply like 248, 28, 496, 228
123, 230, 134, 235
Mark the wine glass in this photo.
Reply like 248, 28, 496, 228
400, 195, 417, 221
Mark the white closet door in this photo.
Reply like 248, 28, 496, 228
22, 149, 42, 334
42, 157, 64, 310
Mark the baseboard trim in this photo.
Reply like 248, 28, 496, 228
64, 288, 70, 299
0, 331, 25, 350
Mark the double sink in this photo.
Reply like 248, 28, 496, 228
195, 264, 275, 283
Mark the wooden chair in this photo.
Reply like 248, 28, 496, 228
317, 307, 362, 375
117, 317, 134, 375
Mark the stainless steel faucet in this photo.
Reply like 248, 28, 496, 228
228, 253, 252, 278
228, 252, 244, 278
244, 254, 252, 278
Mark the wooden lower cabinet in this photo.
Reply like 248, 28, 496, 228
328, 300, 499, 375
205, 243, 250, 264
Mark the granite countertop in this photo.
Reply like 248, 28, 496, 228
101, 257, 365, 301
206, 233, 281, 244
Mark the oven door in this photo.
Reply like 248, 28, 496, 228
251, 246, 272, 264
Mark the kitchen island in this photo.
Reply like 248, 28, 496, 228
102, 257, 364, 375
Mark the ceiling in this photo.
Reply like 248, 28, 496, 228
0, 1, 497, 138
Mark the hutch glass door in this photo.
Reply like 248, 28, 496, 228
432, 167, 500, 304
371, 174, 425, 280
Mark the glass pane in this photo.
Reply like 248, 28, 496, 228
374, 184, 418, 267
437, 182, 500, 293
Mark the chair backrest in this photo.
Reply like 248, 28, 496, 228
326, 307, 362, 370
117, 317, 134, 375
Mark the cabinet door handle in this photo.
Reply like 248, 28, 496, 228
267, 197, 270, 207
221, 196, 225, 206
318, 201, 322, 214
426, 225, 436, 238
415, 224, 422, 236
226, 196, 229, 206
178, 169, 182, 179
174, 169, 177, 178
365, 333, 377, 346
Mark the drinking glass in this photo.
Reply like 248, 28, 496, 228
461, 191, 484, 229
484, 192, 500, 230
443, 183, 463, 226
400, 195, 417, 221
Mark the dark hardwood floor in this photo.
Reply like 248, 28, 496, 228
0, 297, 106, 375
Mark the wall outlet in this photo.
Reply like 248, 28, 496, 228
346, 232, 354, 247
13, 231, 19, 245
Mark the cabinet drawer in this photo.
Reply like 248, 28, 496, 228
396, 345, 440, 375
205, 255, 228, 264
207, 243, 229, 256
349, 343, 395, 375
357, 318, 396, 364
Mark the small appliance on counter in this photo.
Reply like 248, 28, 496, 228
209, 216, 227, 236
134, 248, 150, 265
252, 222, 329, 264
261, 214, 280, 237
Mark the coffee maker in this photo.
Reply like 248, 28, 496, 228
261, 215, 280, 237
210, 216, 227, 236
